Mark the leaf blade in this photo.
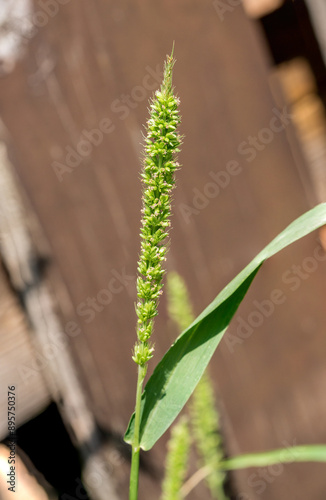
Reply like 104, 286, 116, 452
125, 203, 326, 450
219, 445, 326, 470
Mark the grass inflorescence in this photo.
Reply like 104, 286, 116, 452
129, 47, 182, 500
133, 49, 182, 368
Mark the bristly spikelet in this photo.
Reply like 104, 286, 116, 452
190, 373, 228, 500
133, 50, 182, 367
167, 272, 194, 332
161, 416, 190, 500
167, 272, 229, 500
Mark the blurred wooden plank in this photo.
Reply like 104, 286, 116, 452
0, 262, 50, 439
0, 1, 325, 499
305, 0, 326, 65
0, 141, 118, 500
0, 444, 51, 500
243, 0, 283, 18
0, 140, 51, 438
270, 58, 326, 203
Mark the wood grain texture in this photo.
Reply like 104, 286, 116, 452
0, 1, 325, 498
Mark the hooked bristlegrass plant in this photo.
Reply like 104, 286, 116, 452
125, 45, 326, 500
129, 47, 181, 500
164, 272, 229, 500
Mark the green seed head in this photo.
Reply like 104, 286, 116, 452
134, 50, 182, 366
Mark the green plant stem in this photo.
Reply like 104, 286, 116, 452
219, 445, 326, 471
128, 48, 181, 498
181, 466, 228, 499
180, 465, 212, 497
129, 365, 147, 500
180, 445, 326, 495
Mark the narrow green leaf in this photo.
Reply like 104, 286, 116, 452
219, 445, 326, 470
125, 204, 326, 450
167, 272, 229, 499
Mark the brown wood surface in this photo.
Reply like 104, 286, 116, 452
0, 1, 326, 499
0, 261, 50, 440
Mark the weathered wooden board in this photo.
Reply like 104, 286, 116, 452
0, 1, 325, 499
0, 262, 50, 440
